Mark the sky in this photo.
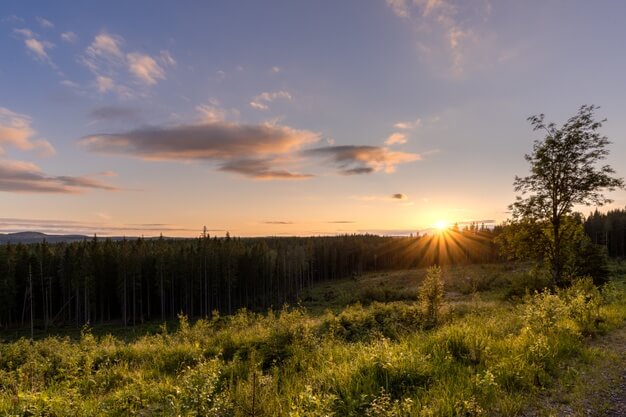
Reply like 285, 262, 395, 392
1, 0, 626, 237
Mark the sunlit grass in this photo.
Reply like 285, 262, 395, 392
1, 265, 625, 416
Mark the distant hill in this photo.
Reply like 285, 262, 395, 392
0, 232, 89, 244
0, 232, 185, 244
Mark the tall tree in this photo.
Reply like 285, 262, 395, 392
511, 105, 624, 286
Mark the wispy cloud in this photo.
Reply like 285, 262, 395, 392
81, 32, 174, 95
0, 217, 199, 235
385, 0, 498, 76
352, 194, 411, 203
85, 32, 124, 63
60, 79, 80, 88
60, 31, 78, 43
96, 75, 115, 92
159, 50, 176, 66
384, 132, 407, 145
393, 118, 421, 129
126, 52, 165, 85
36, 17, 54, 29
2, 15, 24, 24
305, 145, 420, 175
386, 0, 410, 18
195, 100, 227, 123
89, 105, 142, 123
0, 107, 55, 157
219, 158, 313, 180
249, 90, 292, 111
0, 159, 117, 193
13, 27, 55, 65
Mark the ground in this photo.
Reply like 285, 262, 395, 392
522, 325, 626, 417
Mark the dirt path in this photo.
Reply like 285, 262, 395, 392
590, 327, 626, 417
524, 325, 626, 416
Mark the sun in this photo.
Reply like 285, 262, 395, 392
434, 220, 448, 231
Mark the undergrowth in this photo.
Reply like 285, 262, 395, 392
1, 271, 625, 416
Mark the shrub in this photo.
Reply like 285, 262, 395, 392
419, 266, 445, 326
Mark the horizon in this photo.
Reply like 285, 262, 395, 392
2, 1, 626, 237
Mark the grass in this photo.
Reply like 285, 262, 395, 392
1, 262, 625, 416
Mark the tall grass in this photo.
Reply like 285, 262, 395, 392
1, 272, 625, 416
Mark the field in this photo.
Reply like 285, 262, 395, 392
1, 262, 625, 416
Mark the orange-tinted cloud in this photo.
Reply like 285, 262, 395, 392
0, 159, 117, 193
0, 107, 55, 156
305, 145, 420, 175
80, 121, 320, 179
219, 158, 313, 180
81, 121, 319, 160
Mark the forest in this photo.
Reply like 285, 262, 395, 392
0, 226, 499, 330
1, 209, 624, 331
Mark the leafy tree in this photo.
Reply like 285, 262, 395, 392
510, 105, 624, 286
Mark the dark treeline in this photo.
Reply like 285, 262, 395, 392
0, 227, 499, 329
585, 208, 626, 258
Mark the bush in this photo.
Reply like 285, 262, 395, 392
419, 266, 445, 326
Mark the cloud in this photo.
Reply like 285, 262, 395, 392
79, 115, 421, 180
36, 17, 54, 29
0, 159, 117, 193
2, 15, 24, 23
393, 118, 421, 129
96, 75, 115, 92
0, 217, 199, 235
82, 32, 172, 95
81, 121, 319, 161
13, 28, 54, 64
196, 100, 226, 123
386, 0, 410, 18
271, 66, 281, 73
455, 219, 495, 225
0, 107, 55, 156
89, 106, 141, 123
126, 52, 165, 85
385, 132, 407, 145
305, 145, 420, 175
219, 158, 313, 180
13, 28, 34, 38
249, 90, 292, 111
159, 50, 176, 66
263, 221, 294, 225
80, 120, 319, 179
352, 194, 410, 203
25, 38, 50, 59
86, 32, 124, 62
327, 220, 356, 224
385, 0, 496, 76
60, 79, 79, 88
60, 31, 78, 43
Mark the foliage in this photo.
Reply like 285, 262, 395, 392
497, 217, 611, 287
0, 266, 624, 416
419, 266, 445, 326
0, 232, 501, 330
510, 104, 624, 286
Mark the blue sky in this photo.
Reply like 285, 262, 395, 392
1, 0, 626, 236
